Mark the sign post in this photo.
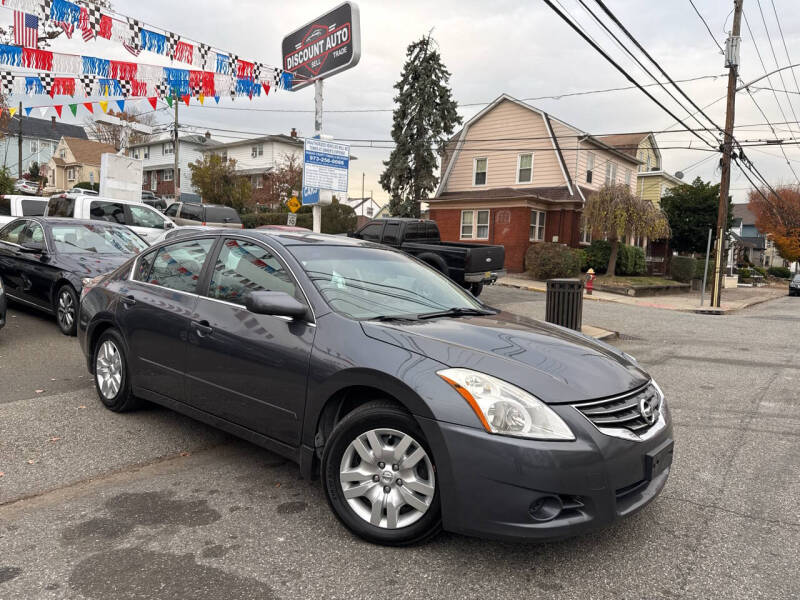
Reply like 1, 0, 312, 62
283, 2, 361, 233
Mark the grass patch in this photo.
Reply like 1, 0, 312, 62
596, 275, 686, 288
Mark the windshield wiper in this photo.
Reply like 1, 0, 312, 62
416, 307, 496, 320
370, 314, 420, 322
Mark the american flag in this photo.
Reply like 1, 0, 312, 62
14, 12, 39, 49
58, 21, 75, 39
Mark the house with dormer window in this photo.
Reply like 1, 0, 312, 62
429, 94, 640, 271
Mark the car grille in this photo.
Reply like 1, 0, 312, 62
572, 383, 661, 434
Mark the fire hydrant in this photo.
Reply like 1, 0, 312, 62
585, 268, 596, 295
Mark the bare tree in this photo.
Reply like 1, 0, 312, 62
84, 110, 159, 150
262, 153, 303, 208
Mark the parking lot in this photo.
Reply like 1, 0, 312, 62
1, 285, 798, 600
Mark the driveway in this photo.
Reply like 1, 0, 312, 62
1, 288, 798, 599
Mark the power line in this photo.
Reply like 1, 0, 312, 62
687, 0, 725, 53
768, 0, 800, 112
755, 0, 800, 125
541, 0, 718, 150
741, 83, 800, 182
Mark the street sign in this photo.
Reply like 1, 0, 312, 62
303, 138, 350, 194
282, 2, 361, 91
288, 196, 301, 213
287, 213, 298, 227
302, 186, 320, 206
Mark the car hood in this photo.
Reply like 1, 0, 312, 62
361, 312, 650, 404
56, 253, 131, 280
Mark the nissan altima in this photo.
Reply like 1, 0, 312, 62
0, 217, 148, 335
78, 230, 673, 545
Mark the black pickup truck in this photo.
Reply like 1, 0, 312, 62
351, 218, 505, 296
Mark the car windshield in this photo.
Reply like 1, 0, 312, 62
291, 245, 487, 320
51, 224, 148, 255
793, 275, 800, 283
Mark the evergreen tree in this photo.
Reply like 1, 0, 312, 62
660, 177, 732, 254
380, 36, 461, 217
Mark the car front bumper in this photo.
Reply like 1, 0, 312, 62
418, 402, 673, 542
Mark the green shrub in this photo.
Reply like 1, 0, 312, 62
525, 243, 582, 280
753, 266, 767, 276
584, 240, 611, 273
74, 181, 99, 191
584, 240, 645, 275
671, 256, 696, 282
576, 249, 588, 272
738, 267, 752, 280
241, 212, 313, 229
767, 266, 791, 279
694, 258, 712, 280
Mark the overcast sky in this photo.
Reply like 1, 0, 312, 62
12, 0, 800, 204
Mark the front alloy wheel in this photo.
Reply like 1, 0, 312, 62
322, 401, 442, 545
56, 286, 78, 335
96, 340, 122, 400
339, 428, 436, 529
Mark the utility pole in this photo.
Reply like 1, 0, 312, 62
711, 0, 744, 308
17, 101, 23, 179
361, 171, 365, 205
313, 80, 323, 233
173, 91, 180, 200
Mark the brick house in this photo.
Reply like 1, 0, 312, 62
429, 95, 641, 272
203, 131, 303, 208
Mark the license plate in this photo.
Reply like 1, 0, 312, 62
645, 440, 674, 479
484, 271, 491, 279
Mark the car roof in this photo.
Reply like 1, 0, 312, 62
27, 216, 131, 228
157, 228, 371, 248
49, 193, 144, 205
1, 195, 46, 201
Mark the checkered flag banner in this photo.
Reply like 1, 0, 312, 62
38, 71, 54, 95
38, 0, 52, 20
197, 43, 210, 70
79, 73, 96, 96
125, 17, 141, 50
165, 31, 179, 59
1, 71, 15, 96
272, 68, 284, 89
228, 53, 238, 75
119, 79, 131, 98
80, 4, 102, 41
253, 62, 262, 82
155, 80, 169, 99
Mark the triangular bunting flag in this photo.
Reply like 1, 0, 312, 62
83, 102, 94, 114
198, 94, 204, 105
99, 101, 109, 113
39, 107, 49, 117
262, 83, 270, 96
54, 105, 63, 118
116, 100, 125, 112
147, 97, 157, 110
166, 95, 173, 108
69, 104, 78, 117
214, 95, 220, 104
181, 95, 190, 106
8, 107, 17, 118
24, 107, 33, 116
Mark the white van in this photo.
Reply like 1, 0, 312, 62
0, 195, 48, 227
44, 193, 176, 244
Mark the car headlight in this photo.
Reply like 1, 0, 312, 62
437, 368, 575, 440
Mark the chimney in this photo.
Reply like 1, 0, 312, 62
51, 116, 56, 128
290, 128, 297, 138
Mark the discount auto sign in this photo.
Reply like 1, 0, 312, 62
282, 2, 361, 91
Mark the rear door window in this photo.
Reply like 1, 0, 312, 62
0, 220, 28, 244
164, 203, 179, 217
203, 206, 241, 224
21, 199, 46, 216
405, 222, 422, 241
424, 222, 440, 241
358, 222, 384, 242
128, 204, 166, 229
133, 249, 158, 282
0, 197, 10, 216
383, 223, 401, 245
180, 204, 203, 222
90, 201, 126, 224
148, 238, 215, 293
47, 196, 75, 217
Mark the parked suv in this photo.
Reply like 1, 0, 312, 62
141, 191, 168, 212
163, 202, 242, 229
0, 195, 48, 227
45, 193, 175, 244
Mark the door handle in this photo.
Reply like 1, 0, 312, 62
120, 295, 136, 307
191, 320, 213, 337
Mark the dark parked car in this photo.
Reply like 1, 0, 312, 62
351, 218, 505, 296
0, 271, 6, 332
79, 230, 672, 545
0, 217, 148, 335
790, 274, 800, 296
163, 202, 242, 229
142, 192, 168, 212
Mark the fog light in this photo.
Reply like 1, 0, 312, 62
529, 495, 563, 522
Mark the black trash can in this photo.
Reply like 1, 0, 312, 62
545, 279, 583, 331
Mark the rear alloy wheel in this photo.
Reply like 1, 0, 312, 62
55, 285, 78, 336
93, 329, 141, 412
322, 401, 442, 546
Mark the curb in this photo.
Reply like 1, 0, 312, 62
496, 281, 606, 302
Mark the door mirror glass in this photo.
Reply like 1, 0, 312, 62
245, 291, 307, 318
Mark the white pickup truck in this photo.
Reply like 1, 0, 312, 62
0, 195, 48, 227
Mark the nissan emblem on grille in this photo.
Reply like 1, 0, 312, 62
571, 383, 661, 435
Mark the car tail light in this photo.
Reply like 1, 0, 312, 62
80, 275, 105, 300
202, 221, 207, 226
241, 223, 244, 229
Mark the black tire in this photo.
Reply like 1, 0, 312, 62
55, 284, 79, 336
92, 329, 141, 412
321, 400, 442, 546
470, 282, 484, 297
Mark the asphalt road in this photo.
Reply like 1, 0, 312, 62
1, 287, 798, 600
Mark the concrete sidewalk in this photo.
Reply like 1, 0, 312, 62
498, 275, 788, 314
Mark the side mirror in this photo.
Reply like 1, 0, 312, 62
245, 291, 308, 319
164, 221, 175, 229
19, 242, 45, 254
